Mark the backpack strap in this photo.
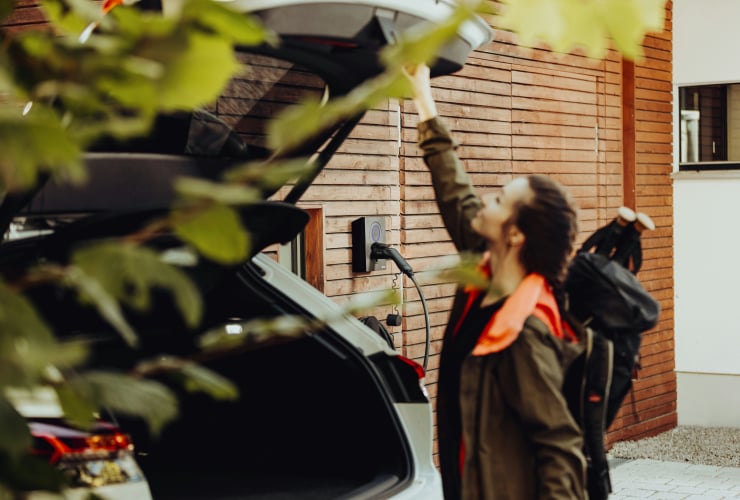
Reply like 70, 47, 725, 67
562, 314, 614, 500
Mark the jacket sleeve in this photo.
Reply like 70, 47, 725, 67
499, 323, 587, 500
417, 117, 484, 253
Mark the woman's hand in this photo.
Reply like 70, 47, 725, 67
403, 63, 438, 121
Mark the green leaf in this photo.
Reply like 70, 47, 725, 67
0, 58, 15, 96
179, 362, 238, 400
173, 203, 250, 264
641, 0, 669, 31
181, 0, 277, 47
0, 453, 66, 493
199, 289, 399, 352
71, 243, 203, 329
108, 4, 176, 40
340, 288, 400, 316
266, 97, 330, 153
68, 371, 178, 437
496, 0, 667, 60
267, 71, 407, 153
63, 266, 139, 348
198, 316, 311, 351
77, 114, 155, 147
175, 177, 261, 205
97, 71, 160, 109
40, 0, 108, 37
597, 0, 650, 60
0, 0, 15, 24
556, 1, 607, 59
0, 397, 31, 461
0, 281, 88, 386
155, 31, 239, 111
380, 0, 480, 69
0, 108, 85, 192
0, 282, 55, 347
0, 396, 64, 491
55, 382, 100, 431
223, 158, 314, 188
433, 252, 491, 291
134, 355, 239, 400
181, 158, 316, 200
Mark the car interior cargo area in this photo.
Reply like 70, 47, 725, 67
82, 262, 413, 500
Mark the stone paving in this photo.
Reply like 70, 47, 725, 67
610, 458, 740, 499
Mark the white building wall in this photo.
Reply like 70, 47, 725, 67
674, 0, 740, 427
674, 0, 740, 85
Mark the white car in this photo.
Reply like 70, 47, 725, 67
1, 1, 492, 498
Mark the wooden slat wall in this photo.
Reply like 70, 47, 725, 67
294, 102, 404, 317
607, 3, 677, 443
2, 0, 46, 32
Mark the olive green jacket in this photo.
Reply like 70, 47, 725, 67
418, 117, 587, 500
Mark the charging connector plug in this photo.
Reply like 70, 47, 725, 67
371, 242, 414, 277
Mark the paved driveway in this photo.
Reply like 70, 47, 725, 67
610, 458, 740, 499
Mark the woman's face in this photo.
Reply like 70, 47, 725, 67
471, 177, 532, 247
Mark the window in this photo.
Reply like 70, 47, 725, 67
278, 232, 306, 278
679, 84, 740, 170
277, 207, 324, 292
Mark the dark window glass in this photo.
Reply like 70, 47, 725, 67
91, 53, 327, 159
679, 84, 740, 169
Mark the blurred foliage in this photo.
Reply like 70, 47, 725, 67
173, 203, 250, 264
71, 242, 202, 334
0, 0, 275, 192
495, 0, 666, 60
0, 0, 275, 493
0, 281, 89, 386
435, 251, 492, 293
66, 371, 179, 436
0, 0, 667, 495
198, 288, 399, 352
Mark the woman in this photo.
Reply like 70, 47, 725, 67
405, 64, 587, 499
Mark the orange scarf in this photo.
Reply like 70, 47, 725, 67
471, 273, 566, 356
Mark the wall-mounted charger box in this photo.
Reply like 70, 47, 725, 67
351, 216, 386, 272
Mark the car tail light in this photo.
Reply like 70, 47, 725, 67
33, 431, 133, 464
30, 424, 145, 488
397, 355, 426, 381
370, 353, 428, 403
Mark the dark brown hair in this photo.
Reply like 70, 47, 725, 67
512, 174, 578, 290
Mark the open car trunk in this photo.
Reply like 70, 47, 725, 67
69, 255, 420, 500
0, 198, 423, 498
135, 337, 411, 499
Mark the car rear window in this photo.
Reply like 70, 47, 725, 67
91, 52, 328, 158
214, 52, 327, 151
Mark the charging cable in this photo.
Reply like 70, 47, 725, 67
371, 243, 431, 370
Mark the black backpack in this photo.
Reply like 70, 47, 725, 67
563, 216, 661, 500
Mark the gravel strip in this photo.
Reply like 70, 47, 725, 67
608, 425, 740, 467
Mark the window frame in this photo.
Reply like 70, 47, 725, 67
679, 83, 740, 171
277, 206, 324, 292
